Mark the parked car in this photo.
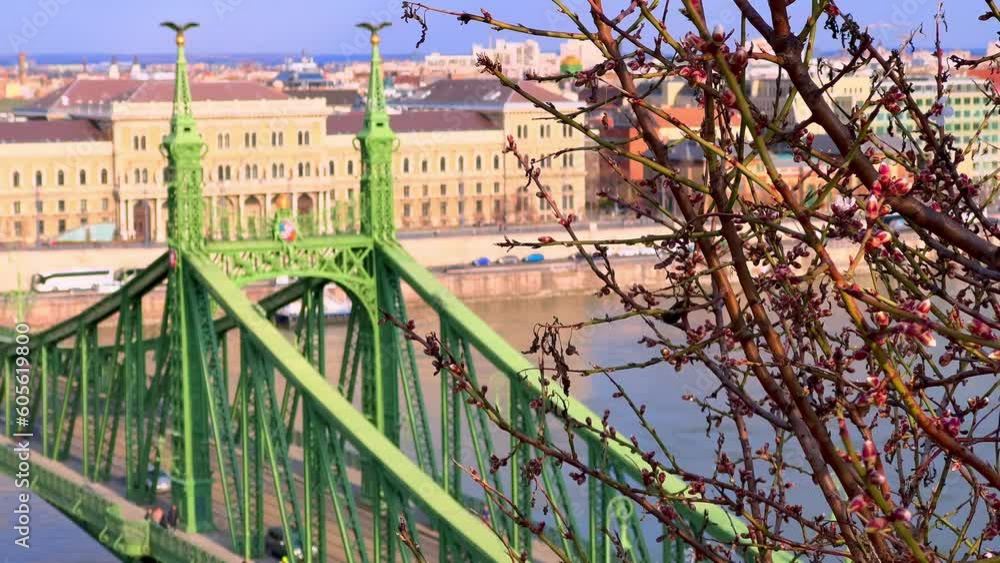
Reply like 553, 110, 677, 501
265, 526, 318, 561
495, 255, 520, 266
146, 464, 171, 495
522, 253, 545, 263
471, 257, 490, 267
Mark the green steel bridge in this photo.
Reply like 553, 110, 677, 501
0, 25, 771, 563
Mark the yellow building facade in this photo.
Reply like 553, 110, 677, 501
0, 78, 586, 245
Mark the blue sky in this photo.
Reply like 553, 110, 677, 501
2, 0, 995, 57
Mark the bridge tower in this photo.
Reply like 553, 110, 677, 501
160, 21, 215, 533
357, 22, 396, 241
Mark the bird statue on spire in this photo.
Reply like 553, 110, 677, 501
160, 21, 200, 46
356, 21, 391, 43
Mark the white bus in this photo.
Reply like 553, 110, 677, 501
31, 269, 122, 293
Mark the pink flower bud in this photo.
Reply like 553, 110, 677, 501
861, 440, 878, 467
867, 230, 891, 250
866, 195, 882, 220
865, 517, 890, 533
916, 299, 931, 317
712, 25, 726, 43
848, 494, 870, 513
890, 507, 912, 523
874, 311, 890, 328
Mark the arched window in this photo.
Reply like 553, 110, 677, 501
306, 162, 311, 176
403, 158, 410, 173
298, 162, 304, 177
252, 164, 258, 179
493, 155, 500, 169
347, 161, 354, 175
475, 155, 482, 170
141, 136, 147, 150
13, 172, 20, 188
278, 132, 283, 145
79, 170, 87, 185
279, 163, 285, 178
100, 169, 108, 184
133, 136, 139, 150
218, 165, 224, 181
272, 163, 278, 178
329, 160, 335, 175
304, 131, 310, 145
142, 169, 148, 184
218, 133, 224, 148
134, 169, 140, 184
421, 160, 428, 173
35, 171, 43, 187
57, 170, 65, 186
245, 164, 252, 179
225, 165, 232, 180
297, 131, 303, 145
224, 133, 230, 148
457, 156, 464, 172
439, 157, 446, 172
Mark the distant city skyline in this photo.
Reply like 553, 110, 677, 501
2, 1, 996, 59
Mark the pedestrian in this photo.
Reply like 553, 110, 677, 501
152, 505, 165, 527
166, 504, 179, 530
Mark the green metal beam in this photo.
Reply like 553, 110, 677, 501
378, 240, 781, 562
184, 251, 512, 562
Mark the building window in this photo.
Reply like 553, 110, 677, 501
458, 201, 465, 215
134, 169, 140, 184
13, 172, 20, 188
12, 202, 21, 215
305, 131, 311, 145
81, 199, 87, 212
34, 171, 42, 187
475, 155, 482, 170
272, 164, 278, 178
476, 182, 482, 194
493, 155, 500, 169
440, 184, 446, 196
440, 202, 447, 216
58, 219, 66, 233
35, 201, 42, 213
329, 161, 335, 175
141, 136, 147, 150
458, 183, 465, 196
298, 163, 304, 177
494, 182, 500, 193
245, 164, 252, 179
225, 133, 231, 148
403, 185, 411, 198
37, 220, 44, 235
279, 163, 284, 178
225, 165, 232, 180
422, 185, 429, 197
14, 222, 22, 237
102, 198, 109, 211
422, 202, 430, 217
421, 160, 428, 173
458, 156, 464, 172
475, 200, 483, 214
58, 200, 65, 212
347, 161, 354, 175
439, 157, 447, 172
561, 184, 574, 210
80, 217, 88, 226
403, 158, 410, 173
403, 203, 411, 217
142, 169, 149, 184
79, 170, 87, 185
100, 169, 108, 184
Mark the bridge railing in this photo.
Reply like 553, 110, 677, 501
380, 241, 787, 563
209, 204, 360, 242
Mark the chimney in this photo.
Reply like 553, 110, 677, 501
18, 52, 27, 84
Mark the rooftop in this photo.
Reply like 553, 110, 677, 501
400, 78, 577, 110
0, 120, 106, 144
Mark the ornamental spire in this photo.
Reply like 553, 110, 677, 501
160, 22, 199, 119
160, 21, 206, 249
356, 22, 396, 240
